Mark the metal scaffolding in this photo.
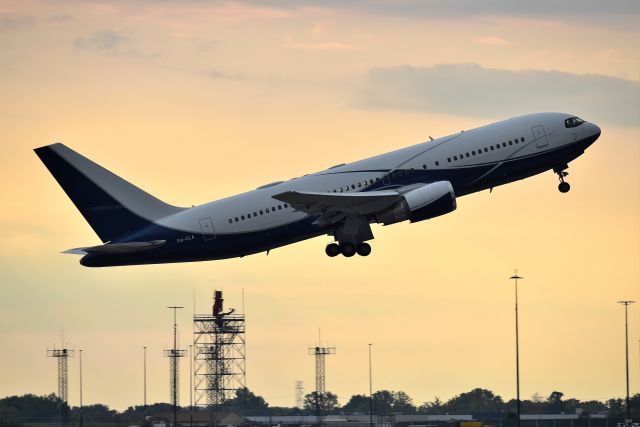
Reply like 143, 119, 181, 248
47, 348, 75, 403
295, 381, 304, 408
193, 291, 246, 407
308, 345, 335, 413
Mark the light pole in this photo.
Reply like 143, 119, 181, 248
368, 344, 373, 427
617, 301, 635, 424
509, 271, 523, 427
143, 346, 147, 425
79, 350, 83, 427
189, 344, 193, 427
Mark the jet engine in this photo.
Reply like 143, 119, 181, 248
376, 181, 456, 225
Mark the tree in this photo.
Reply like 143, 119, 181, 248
443, 388, 504, 415
370, 390, 417, 415
343, 395, 370, 414
547, 391, 565, 414
393, 391, 417, 414
228, 388, 269, 415
578, 400, 607, 416
606, 398, 625, 417
418, 397, 445, 415
0, 394, 62, 423
303, 392, 339, 413
372, 391, 394, 415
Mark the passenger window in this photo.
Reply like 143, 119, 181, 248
241, 215, 245, 220
369, 179, 374, 184
228, 219, 232, 223
435, 161, 439, 166
484, 148, 488, 152
423, 164, 427, 169
454, 156, 458, 160
502, 142, 507, 147
357, 182, 361, 188
472, 151, 476, 155
253, 212, 257, 217
491, 146, 495, 150
278, 205, 281, 210
351, 184, 355, 189
465, 153, 470, 158
508, 141, 513, 145
447, 157, 451, 162
520, 137, 525, 142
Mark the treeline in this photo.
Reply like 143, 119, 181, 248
1, 388, 638, 426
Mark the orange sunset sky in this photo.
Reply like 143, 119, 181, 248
0, 0, 639, 411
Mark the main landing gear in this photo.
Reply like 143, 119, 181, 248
554, 165, 571, 193
325, 242, 372, 257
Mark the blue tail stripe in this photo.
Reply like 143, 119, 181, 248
34, 145, 152, 242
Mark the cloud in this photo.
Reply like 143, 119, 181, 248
206, 69, 244, 80
247, 0, 639, 20
72, 30, 160, 59
0, 15, 35, 30
281, 37, 355, 51
73, 30, 128, 52
354, 63, 640, 126
473, 36, 512, 45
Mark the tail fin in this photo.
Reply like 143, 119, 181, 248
34, 143, 184, 242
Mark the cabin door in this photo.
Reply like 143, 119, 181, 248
531, 124, 549, 148
199, 217, 216, 241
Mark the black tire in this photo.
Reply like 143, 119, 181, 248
356, 242, 372, 256
558, 182, 570, 193
325, 243, 340, 257
340, 242, 356, 257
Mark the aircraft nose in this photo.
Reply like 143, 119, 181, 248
591, 123, 601, 140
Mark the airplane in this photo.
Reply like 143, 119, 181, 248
35, 112, 600, 267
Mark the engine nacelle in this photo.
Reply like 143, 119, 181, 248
376, 181, 456, 225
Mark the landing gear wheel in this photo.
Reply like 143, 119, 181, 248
554, 166, 570, 193
356, 242, 372, 256
325, 243, 341, 257
558, 181, 570, 193
340, 242, 356, 257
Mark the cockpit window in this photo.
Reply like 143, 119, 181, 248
565, 117, 585, 128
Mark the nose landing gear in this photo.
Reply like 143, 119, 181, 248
554, 165, 571, 193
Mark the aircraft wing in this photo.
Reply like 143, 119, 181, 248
272, 190, 401, 222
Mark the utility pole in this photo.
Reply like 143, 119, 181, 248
509, 271, 523, 427
617, 301, 635, 425
369, 344, 373, 427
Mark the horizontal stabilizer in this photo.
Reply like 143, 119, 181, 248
62, 240, 166, 256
